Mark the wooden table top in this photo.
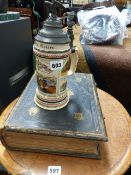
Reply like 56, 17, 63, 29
0, 89, 131, 175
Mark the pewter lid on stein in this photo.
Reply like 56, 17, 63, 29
35, 0, 70, 44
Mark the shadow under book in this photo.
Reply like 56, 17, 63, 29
0, 73, 108, 159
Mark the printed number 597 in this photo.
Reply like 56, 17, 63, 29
48, 166, 61, 175
50, 169, 59, 173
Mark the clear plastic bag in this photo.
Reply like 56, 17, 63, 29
77, 6, 129, 45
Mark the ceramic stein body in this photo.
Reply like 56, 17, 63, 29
33, 14, 78, 110
34, 42, 71, 110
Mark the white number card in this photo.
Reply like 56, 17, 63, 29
50, 60, 63, 70
48, 166, 61, 175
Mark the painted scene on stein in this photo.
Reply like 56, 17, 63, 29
36, 55, 70, 94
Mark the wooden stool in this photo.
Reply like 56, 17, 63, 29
0, 89, 131, 175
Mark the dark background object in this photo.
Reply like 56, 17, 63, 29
8, 0, 44, 31
125, 166, 131, 175
33, 0, 45, 21
0, 17, 33, 114
0, 0, 8, 13
0, 164, 8, 175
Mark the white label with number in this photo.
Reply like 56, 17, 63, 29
48, 166, 61, 175
50, 60, 63, 70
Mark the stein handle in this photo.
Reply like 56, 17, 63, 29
68, 47, 79, 76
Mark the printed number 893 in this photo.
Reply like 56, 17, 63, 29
50, 60, 63, 70
52, 63, 62, 69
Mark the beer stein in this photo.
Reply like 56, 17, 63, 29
33, 1, 78, 110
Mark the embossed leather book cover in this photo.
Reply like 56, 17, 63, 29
0, 73, 108, 159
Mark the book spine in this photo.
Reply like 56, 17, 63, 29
90, 74, 108, 141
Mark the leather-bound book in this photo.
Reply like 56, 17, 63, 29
0, 73, 108, 159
